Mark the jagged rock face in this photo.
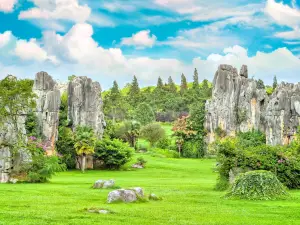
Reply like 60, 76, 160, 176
205, 65, 267, 143
68, 77, 105, 137
33, 72, 61, 155
265, 83, 300, 145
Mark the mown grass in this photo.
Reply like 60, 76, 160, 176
1, 155, 300, 225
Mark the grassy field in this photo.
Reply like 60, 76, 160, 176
1, 155, 300, 225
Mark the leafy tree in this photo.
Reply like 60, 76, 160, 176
25, 111, 39, 138
192, 68, 199, 90
257, 79, 265, 89
0, 76, 36, 172
201, 79, 212, 99
74, 126, 96, 172
273, 75, 278, 90
134, 103, 155, 125
180, 73, 188, 95
68, 75, 76, 81
172, 116, 196, 157
168, 76, 177, 93
140, 123, 166, 147
116, 120, 141, 149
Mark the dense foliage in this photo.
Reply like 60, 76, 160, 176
226, 170, 288, 200
140, 123, 166, 147
94, 138, 134, 169
215, 131, 300, 189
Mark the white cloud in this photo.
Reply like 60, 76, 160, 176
193, 45, 300, 83
0, 0, 17, 12
274, 28, 300, 40
265, 0, 300, 28
0, 31, 12, 48
19, 0, 91, 23
265, 0, 300, 40
121, 30, 157, 49
15, 38, 59, 64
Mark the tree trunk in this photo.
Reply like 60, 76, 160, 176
81, 154, 86, 173
178, 145, 181, 158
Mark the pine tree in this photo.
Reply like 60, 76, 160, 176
273, 75, 278, 90
111, 80, 120, 101
180, 73, 188, 95
168, 76, 177, 93
157, 76, 164, 89
192, 68, 199, 90
128, 75, 141, 107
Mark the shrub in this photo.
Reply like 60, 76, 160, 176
56, 127, 76, 169
215, 137, 300, 189
156, 137, 172, 149
136, 157, 147, 166
226, 170, 289, 200
237, 130, 266, 148
94, 139, 134, 169
149, 148, 179, 158
23, 155, 65, 183
182, 140, 201, 158
141, 123, 166, 147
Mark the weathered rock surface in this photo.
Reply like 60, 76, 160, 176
93, 179, 115, 189
265, 83, 300, 145
205, 64, 300, 146
107, 187, 144, 203
33, 72, 61, 155
205, 65, 267, 143
68, 77, 105, 137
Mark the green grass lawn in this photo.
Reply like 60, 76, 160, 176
1, 155, 300, 225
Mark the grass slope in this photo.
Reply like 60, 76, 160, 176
1, 156, 300, 225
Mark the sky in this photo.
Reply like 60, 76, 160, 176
0, 0, 299, 89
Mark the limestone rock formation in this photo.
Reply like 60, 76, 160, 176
68, 76, 105, 137
205, 65, 267, 143
33, 72, 61, 155
205, 64, 300, 146
93, 179, 115, 189
265, 83, 300, 145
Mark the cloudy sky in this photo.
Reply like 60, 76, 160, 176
0, 0, 299, 89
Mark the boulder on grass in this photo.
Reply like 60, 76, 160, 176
107, 187, 144, 203
93, 179, 115, 189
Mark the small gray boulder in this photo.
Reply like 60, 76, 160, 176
93, 179, 115, 189
107, 187, 144, 203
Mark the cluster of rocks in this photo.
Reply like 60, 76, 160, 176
93, 179, 115, 189
205, 64, 300, 146
0, 72, 106, 182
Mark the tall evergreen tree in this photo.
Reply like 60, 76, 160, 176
273, 75, 278, 90
128, 75, 141, 107
168, 76, 177, 93
192, 68, 199, 90
180, 73, 188, 95
157, 76, 164, 89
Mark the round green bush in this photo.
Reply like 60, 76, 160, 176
226, 170, 289, 200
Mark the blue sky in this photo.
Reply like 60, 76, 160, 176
0, 0, 299, 89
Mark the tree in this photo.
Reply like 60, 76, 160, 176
188, 102, 206, 157
116, 120, 141, 149
140, 123, 166, 147
134, 103, 155, 125
0, 76, 36, 171
192, 68, 199, 90
68, 75, 76, 81
104, 80, 127, 123
157, 77, 164, 89
257, 79, 265, 89
74, 126, 96, 172
273, 75, 278, 90
172, 116, 196, 157
168, 76, 177, 93
180, 73, 188, 95
128, 76, 141, 106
